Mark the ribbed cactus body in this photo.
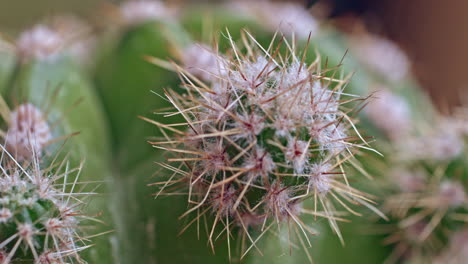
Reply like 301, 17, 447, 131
94, 20, 189, 170
1, 32, 114, 261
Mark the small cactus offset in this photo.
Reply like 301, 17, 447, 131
0, 18, 111, 263
0, 102, 98, 263
345, 21, 468, 263
0, 150, 92, 263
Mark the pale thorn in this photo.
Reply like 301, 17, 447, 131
0, 250, 8, 264
35, 252, 61, 264
434, 229, 468, 264
231, 56, 275, 92
264, 181, 302, 222
17, 223, 35, 241
279, 61, 310, 88
202, 141, 230, 175
44, 218, 64, 236
273, 114, 295, 137
409, 113, 466, 161
310, 121, 347, 154
236, 212, 265, 229
49, 15, 96, 65
403, 221, 428, 243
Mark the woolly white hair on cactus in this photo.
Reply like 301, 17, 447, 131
0, 148, 96, 263
366, 88, 411, 140
16, 25, 64, 61
382, 163, 467, 263
0, 208, 12, 223
348, 32, 410, 82
435, 229, 468, 263
399, 118, 464, 161
145, 30, 383, 261
229, 1, 319, 40
120, 0, 172, 25
181, 43, 228, 82
438, 181, 466, 208
48, 15, 97, 66
16, 19, 97, 64
5, 103, 52, 161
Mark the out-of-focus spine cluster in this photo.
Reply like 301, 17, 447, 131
377, 105, 468, 263
350, 26, 468, 263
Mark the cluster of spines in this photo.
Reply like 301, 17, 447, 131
363, 68, 468, 262
0, 103, 95, 263
381, 165, 467, 263
147, 32, 382, 260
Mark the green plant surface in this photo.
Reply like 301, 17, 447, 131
92, 20, 227, 263
6, 56, 114, 263
0, 46, 16, 95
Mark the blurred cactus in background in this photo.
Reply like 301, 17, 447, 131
0, 0, 466, 263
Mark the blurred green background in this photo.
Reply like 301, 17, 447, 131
2, 0, 465, 108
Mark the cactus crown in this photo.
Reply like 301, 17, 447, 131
0, 150, 93, 264
147, 31, 382, 259
0, 102, 99, 263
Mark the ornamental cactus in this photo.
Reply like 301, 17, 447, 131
0, 21, 112, 263
0, 150, 92, 264
1, 0, 465, 263
145, 30, 384, 262
342, 19, 468, 264
364, 96, 468, 263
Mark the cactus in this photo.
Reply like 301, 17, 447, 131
0, 22, 113, 263
363, 90, 468, 263
0, 144, 92, 263
144, 24, 388, 261
1, 0, 466, 263
340, 18, 468, 264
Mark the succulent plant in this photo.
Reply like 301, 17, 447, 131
0, 147, 93, 264
0, 20, 112, 263
144, 26, 387, 261
1, 0, 466, 263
